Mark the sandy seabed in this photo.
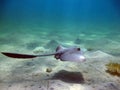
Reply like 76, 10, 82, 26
0, 25, 120, 90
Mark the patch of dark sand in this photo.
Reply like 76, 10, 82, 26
0, 37, 20, 45
5, 60, 37, 82
25, 41, 41, 50
107, 52, 120, 57
74, 38, 83, 44
105, 33, 120, 42
51, 70, 84, 83
44, 40, 59, 50
84, 38, 110, 50
0, 81, 48, 90
96, 82, 120, 90
5, 57, 57, 82
99, 41, 120, 56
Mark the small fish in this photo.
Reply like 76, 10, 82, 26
1, 45, 86, 62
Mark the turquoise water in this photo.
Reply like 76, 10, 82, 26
0, 0, 120, 55
0, 0, 120, 89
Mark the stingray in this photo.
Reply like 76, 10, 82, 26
1, 45, 86, 62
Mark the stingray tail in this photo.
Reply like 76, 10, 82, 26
1, 52, 56, 59
1, 52, 37, 59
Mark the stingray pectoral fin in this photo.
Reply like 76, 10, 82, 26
1, 52, 37, 59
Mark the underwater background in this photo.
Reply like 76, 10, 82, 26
0, 0, 120, 90
0, 0, 120, 55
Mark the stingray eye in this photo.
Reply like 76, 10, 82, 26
77, 48, 80, 51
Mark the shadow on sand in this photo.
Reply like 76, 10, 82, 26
51, 70, 84, 84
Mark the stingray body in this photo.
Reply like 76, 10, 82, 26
1, 45, 86, 62
55, 46, 86, 62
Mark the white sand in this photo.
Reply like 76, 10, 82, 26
0, 50, 120, 90
0, 26, 120, 90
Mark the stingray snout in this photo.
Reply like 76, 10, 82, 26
79, 55, 86, 62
